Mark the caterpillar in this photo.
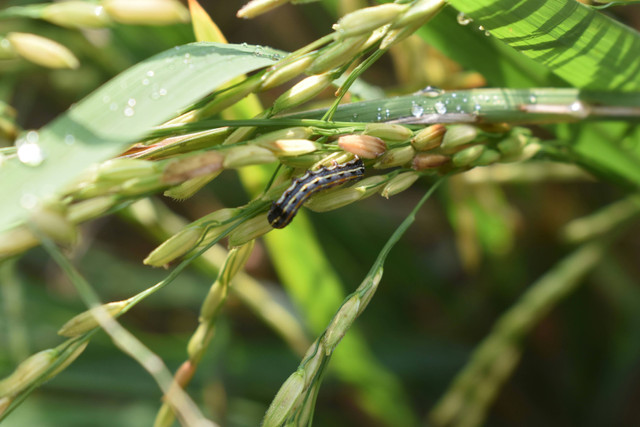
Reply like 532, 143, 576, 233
268, 157, 365, 229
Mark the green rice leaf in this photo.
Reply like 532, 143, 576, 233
419, 7, 558, 88
447, 0, 640, 91
0, 42, 280, 232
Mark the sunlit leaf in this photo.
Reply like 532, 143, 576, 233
0, 42, 281, 231
447, 0, 640, 91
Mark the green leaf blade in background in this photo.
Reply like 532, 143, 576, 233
418, 2, 640, 190
447, 0, 640, 91
0, 42, 280, 232
418, 7, 560, 88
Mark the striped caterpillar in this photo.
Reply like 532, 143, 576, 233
268, 157, 365, 228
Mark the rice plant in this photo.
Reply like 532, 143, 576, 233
1, 0, 640, 426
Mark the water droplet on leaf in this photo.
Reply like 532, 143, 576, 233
26, 131, 38, 144
16, 132, 44, 166
457, 12, 473, 26
20, 193, 39, 210
411, 102, 424, 118
422, 86, 444, 98
434, 102, 447, 114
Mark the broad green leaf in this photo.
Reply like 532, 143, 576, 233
279, 88, 640, 125
0, 42, 281, 232
558, 122, 640, 188
421, 3, 640, 189
419, 7, 559, 88
447, 0, 640, 91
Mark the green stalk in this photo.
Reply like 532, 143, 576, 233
263, 178, 444, 426
429, 239, 610, 427
35, 231, 213, 427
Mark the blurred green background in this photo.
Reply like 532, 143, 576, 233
2, 1, 640, 426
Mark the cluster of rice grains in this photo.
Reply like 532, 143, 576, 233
0, 2, 548, 426
0, 0, 189, 70
141, 119, 540, 266
0, 0, 543, 266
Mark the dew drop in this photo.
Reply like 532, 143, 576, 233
569, 101, 588, 118
422, 86, 444, 98
124, 107, 135, 117
253, 46, 264, 57
570, 101, 583, 112
102, 95, 111, 103
529, 95, 537, 103
142, 78, 150, 86
159, 88, 167, 96
474, 104, 482, 111
434, 101, 447, 114
146, 70, 155, 77
478, 25, 485, 31
109, 102, 118, 111
384, 108, 391, 119
411, 102, 424, 118
484, 30, 491, 37
457, 12, 473, 26
64, 134, 75, 145
16, 132, 44, 167
20, 193, 39, 210
127, 98, 136, 107
26, 130, 39, 144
